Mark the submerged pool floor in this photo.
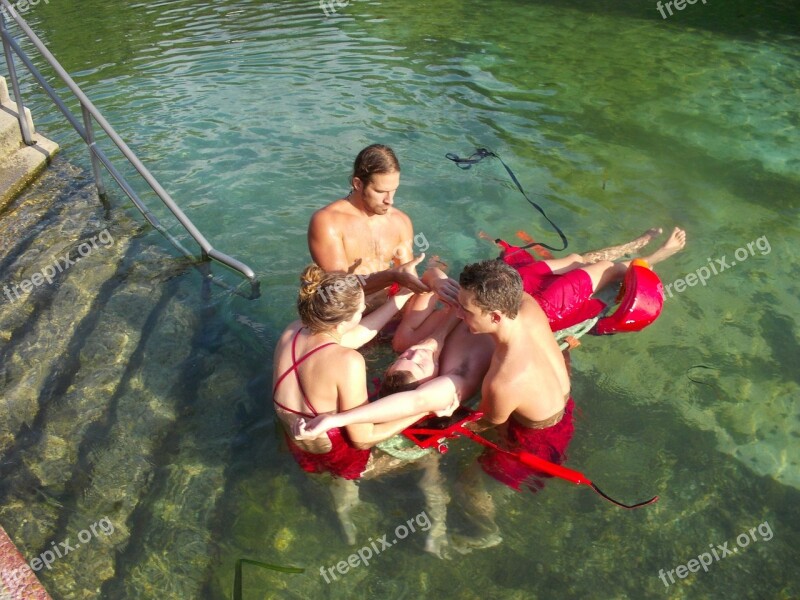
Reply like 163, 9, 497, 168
1, 0, 799, 598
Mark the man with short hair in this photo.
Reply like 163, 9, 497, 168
308, 144, 429, 310
448, 259, 576, 549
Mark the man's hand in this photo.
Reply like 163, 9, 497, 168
433, 394, 460, 418
392, 254, 430, 294
430, 276, 460, 306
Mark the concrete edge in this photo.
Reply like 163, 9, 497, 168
0, 139, 60, 210
0, 525, 53, 600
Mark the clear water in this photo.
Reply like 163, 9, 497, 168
2, 0, 799, 597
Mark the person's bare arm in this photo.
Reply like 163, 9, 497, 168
421, 267, 460, 306
340, 285, 414, 349
336, 353, 438, 449
308, 209, 351, 272
467, 379, 518, 432
295, 375, 462, 441
393, 301, 461, 353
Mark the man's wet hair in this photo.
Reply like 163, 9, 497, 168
459, 259, 523, 319
352, 144, 400, 186
379, 370, 420, 397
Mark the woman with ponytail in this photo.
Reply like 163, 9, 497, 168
273, 257, 448, 544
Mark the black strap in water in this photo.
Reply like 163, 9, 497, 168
445, 148, 568, 252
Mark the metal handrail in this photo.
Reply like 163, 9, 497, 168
0, 1, 260, 298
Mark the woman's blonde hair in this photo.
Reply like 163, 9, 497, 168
297, 264, 363, 333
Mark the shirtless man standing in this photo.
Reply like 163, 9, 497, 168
451, 259, 576, 548
308, 144, 429, 310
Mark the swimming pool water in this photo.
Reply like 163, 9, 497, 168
1, 0, 799, 597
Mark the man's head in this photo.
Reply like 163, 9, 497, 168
458, 259, 523, 334
351, 144, 400, 216
381, 341, 438, 396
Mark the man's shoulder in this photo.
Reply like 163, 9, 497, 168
310, 199, 355, 229
312, 198, 353, 218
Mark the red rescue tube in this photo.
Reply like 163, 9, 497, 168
516, 451, 590, 485
593, 259, 664, 335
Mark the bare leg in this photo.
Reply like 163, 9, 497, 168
418, 454, 451, 558
635, 227, 686, 267
451, 462, 502, 553
567, 228, 687, 293
330, 477, 360, 545
579, 227, 662, 264
545, 228, 662, 274
578, 260, 628, 293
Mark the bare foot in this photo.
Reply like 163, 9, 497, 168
643, 227, 686, 266
450, 531, 503, 554
424, 529, 452, 559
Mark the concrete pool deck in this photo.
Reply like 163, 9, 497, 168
0, 75, 59, 209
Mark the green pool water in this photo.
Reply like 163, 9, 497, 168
2, 0, 799, 597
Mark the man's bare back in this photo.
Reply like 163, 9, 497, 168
480, 295, 569, 426
457, 260, 569, 428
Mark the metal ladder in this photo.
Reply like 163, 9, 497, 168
0, 0, 260, 299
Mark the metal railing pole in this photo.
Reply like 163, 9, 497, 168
0, 0, 259, 295
81, 103, 107, 199
0, 7, 34, 145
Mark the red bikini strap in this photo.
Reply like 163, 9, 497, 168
272, 329, 335, 416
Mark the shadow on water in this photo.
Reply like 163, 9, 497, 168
526, 0, 800, 40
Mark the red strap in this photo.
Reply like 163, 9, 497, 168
272, 329, 336, 416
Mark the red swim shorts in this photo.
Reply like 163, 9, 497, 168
533, 269, 599, 329
478, 398, 575, 492
285, 428, 370, 480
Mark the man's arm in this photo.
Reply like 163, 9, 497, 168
308, 209, 351, 272
359, 255, 429, 295
340, 285, 415, 349
295, 375, 461, 441
421, 266, 461, 306
468, 380, 519, 432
